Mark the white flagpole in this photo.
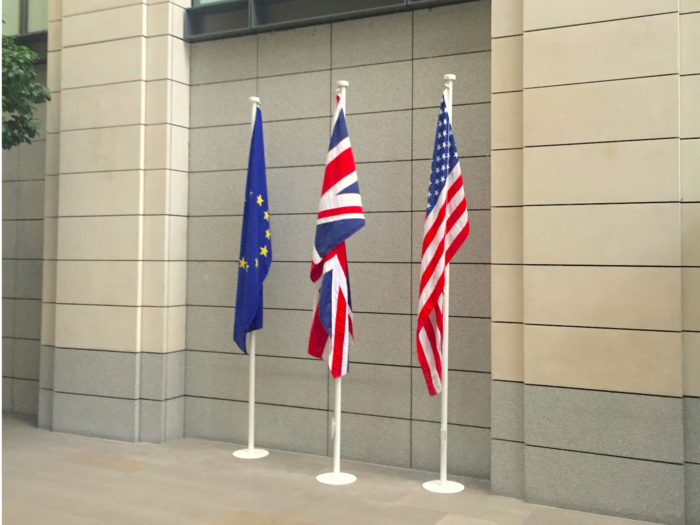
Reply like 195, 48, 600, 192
316, 81, 356, 486
233, 97, 269, 460
423, 75, 464, 494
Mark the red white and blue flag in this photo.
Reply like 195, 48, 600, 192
417, 96, 469, 396
308, 90, 365, 378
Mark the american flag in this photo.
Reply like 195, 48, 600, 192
417, 96, 469, 396
308, 88, 365, 378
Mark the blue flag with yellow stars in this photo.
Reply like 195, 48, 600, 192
233, 106, 271, 354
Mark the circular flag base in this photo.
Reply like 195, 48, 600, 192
316, 472, 357, 485
232, 448, 269, 460
422, 480, 465, 494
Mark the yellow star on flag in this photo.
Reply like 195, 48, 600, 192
255, 259, 259, 267
260, 246, 269, 257
264, 211, 269, 221
265, 229, 271, 239
239, 258, 247, 269
257, 195, 264, 206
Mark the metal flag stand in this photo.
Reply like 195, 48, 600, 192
423, 75, 465, 495
316, 81, 357, 487
233, 97, 269, 461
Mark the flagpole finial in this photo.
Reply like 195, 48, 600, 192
443, 74, 456, 81
336, 80, 349, 88
249, 96, 261, 106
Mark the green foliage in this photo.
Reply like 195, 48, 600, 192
2, 34, 51, 150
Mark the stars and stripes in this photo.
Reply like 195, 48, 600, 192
416, 96, 469, 396
308, 89, 365, 378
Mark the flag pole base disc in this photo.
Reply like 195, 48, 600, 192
423, 480, 465, 494
316, 472, 357, 485
233, 448, 269, 460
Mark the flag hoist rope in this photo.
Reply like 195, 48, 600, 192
422, 75, 465, 494
316, 80, 357, 486
233, 97, 269, 461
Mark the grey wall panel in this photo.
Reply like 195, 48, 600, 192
38, 388, 53, 429
190, 80, 257, 128
351, 263, 412, 314
188, 216, 241, 261
189, 125, 250, 172
349, 111, 412, 163
190, 35, 257, 85
185, 351, 248, 401
255, 308, 315, 359
2, 222, 17, 259
267, 166, 324, 215
413, 52, 491, 108
17, 180, 45, 219
256, 355, 328, 410
336, 413, 411, 468
256, 403, 328, 456
54, 348, 138, 399
331, 62, 413, 115
492, 380, 524, 442
355, 161, 412, 213
258, 25, 330, 77
686, 396, 700, 463
351, 313, 411, 366
264, 117, 331, 168
40, 346, 55, 390
3, 338, 14, 377
13, 339, 41, 381
2, 299, 15, 337
264, 262, 316, 310
184, 397, 248, 443
330, 363, 410, 418
140, 398, 184, 443
186, 306, 236, 353
688, 463, 700, 525
12, 378, 39, 416
347, 212, 412, 263
188, 171, 247, 217
3, 260, 17, 296
491, 439, 525, 498
3, 182, 19, 220
3, 378, 12, 411
525, 385, 684, 464
413, 0, 491, 59
440, 263, 491, 318
331, 12, 412, 69
15, 260, 43, 299
259, 71, 331, 121
14, 299, 42, 339
270, 213, 317, 261
53, 392, 138, 441
412, 420, 490, 479
411, 368, 491, 427
187, 262, 237, 307
525, 445, 685, 525
16, 221, 43, 259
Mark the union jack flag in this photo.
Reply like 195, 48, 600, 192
417, 96, 469, 396
308, 87, 365, 378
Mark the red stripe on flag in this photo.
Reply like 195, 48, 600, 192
331, 288, 347, 378
321, 148, 356, 194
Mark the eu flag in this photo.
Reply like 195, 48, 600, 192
234, 106, 271, 354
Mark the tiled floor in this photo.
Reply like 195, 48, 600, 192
2, 416, 660, 525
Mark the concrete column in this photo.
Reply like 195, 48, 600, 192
681, 4, 700, 524
490, 1, 690, 523
490, 0, 525, 500
39, 0, 190, 443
